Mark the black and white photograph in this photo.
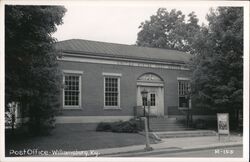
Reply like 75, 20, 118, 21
0, 0, 249, 161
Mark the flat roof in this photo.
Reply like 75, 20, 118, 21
55, 39, 192, 64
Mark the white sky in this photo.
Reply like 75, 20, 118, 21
52, 4, 216, 45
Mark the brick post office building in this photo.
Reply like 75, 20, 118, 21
55, 39, 193, 123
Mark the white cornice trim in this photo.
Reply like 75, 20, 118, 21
137, 81, 164, 87
102, 72, 122, 77
58, 56, 190, 71
63, 70, 84, 74
177, 77, 190, 80
61, 51, 188, 66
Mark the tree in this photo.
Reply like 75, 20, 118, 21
136, 8, 200, 53
5, 5, 66, 135
190, 7, 243, 125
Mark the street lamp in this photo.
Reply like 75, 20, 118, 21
184, 85, 192, 128
141, 89, 153, 151
141, 89, 148, 117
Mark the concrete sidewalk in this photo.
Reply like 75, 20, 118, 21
97, 135, 243, 157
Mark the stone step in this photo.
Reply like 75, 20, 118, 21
151, 128, 187, 131
155, 130, 217, 138
150, 120, 179, 123
150, 121, 180, 124
150, 125, 189, 132
150, 121, 182, 123
147, 117, 187, 131
150, 128, 190, 132
150, 123, 183, 126
149, 123, 185, 127
150, 117, 177, 120
151, 127, 186, 130
151, 126, 184, 129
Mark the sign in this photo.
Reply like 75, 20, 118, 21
217, 113, 230, 141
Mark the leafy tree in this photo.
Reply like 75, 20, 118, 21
136, 8, 200, 53
136, 7, 243, 127
5, 5, 66, 135
190, 7, 243, 125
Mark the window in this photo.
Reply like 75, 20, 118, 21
63, 70, 82, 109
150, 93, 156, 106
142, 96, 148, 106
142, 93, 156, 107
178, 79, 190, 108
104, 76, 120, 108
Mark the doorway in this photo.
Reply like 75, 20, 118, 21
136, 73, 164, 116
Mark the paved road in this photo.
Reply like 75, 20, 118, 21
147, 146, 243, 157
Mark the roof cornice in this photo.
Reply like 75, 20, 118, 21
60, 50, 189, 67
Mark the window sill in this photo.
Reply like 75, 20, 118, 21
63, 107, 82, 110
104, 107, 122, 110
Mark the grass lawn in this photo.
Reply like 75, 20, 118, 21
5, 123, 157, 157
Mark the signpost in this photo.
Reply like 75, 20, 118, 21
217, 113, 230, 141
141, 89, 153, 151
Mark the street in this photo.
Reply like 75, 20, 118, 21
145, 146, 243, 157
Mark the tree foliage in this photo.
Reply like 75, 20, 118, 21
136, 7, 243, 120
5, 5, 66, 135
190, 7, 243, 115
136, 8, 200, 53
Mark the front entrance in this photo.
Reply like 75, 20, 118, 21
136, 73, 164, 116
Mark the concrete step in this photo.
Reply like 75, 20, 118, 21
151, 126, 186, 130
150, 117, 177, 120
150, 125, 186, 128
155, 130, 217, 138
150, 121, 180, 124
150, 125, 190, 131
150, 123, 184, 126
151, 129, 191, 132
150, 128, 190, 132
148, 117, 186, 131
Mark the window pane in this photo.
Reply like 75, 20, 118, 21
178, 80, 190, 107
104, 77, 119, 106
64, 74, 80, 106
150, 94, 156, 106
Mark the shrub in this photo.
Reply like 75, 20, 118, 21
96, 122, 112, 131
96, 119, 143, 133
111, 121, 138, 133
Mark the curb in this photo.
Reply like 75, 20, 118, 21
101, 143, 243, 157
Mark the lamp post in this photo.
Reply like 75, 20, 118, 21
141, 89, 148, 117
184, 85, 192, 128
147, 100, 151, 131
141, 89, 153, 151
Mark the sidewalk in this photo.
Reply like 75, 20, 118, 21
97, 135, 243, 157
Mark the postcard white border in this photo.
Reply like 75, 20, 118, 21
0, 1, 249, 162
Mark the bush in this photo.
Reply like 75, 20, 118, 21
96, 119, 143, 133
111, 121, 138, 133
96, 122, 112, 131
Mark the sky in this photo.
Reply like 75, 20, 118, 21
52, 4, 217, 45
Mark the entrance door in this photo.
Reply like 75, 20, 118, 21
137, 86, 164, 116
136, 73, 165, 116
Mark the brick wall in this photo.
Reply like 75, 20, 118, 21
57, 60, 191, 116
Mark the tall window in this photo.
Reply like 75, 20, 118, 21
150, 93, 156, 106
63, 71, 82, 108
178, 80, 190, 108
142, 93, 156, 106
104, 77, 120, 107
